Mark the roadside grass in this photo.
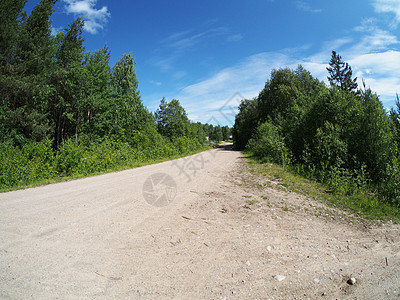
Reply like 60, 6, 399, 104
0, 145, 213, 193
246, 156, 400, 223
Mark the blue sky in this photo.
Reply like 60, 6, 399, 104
27, 0, 400, 126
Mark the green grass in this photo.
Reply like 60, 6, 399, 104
0, 145, 213, 193
246, 199, 259, 205
246, 156, 400, 223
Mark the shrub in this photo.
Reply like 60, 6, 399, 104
246, 121, 290, 165
55, 139, 85, 175
0, 139, 55, 189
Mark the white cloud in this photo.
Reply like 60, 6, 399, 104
349, 20, 399, 54
63, 0, 110, 34
177, 46, 400, 125
150, 80, 162, 87
349, 51, 400, 101
51, 26, 63, 36
294, 1, 323, 13
372, 0, 400, 27
161, 27, 228, 51
227, 34, 244, 42
177, 52, 296, 125
153, 8, 400, 125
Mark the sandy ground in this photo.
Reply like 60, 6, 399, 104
0, 144, 399, 299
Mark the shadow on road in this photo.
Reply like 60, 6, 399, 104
216, 143, 240, 151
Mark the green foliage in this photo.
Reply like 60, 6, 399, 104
357, 88, 396, 182
389, 94, 400, 150
209, 125, 223, 142
314, 121, 347, 171
327, 50, 358, 93
155, 98, 190, 140
111, 54, 152, 136
247, 122, 290, 165
233, 98, 260, 149
0, 139, 55, 189
0, 0, 211, 192
190, 122, 208, 144
248, 158, 400, 222
221, 126, 231, 140
55, 138, 85, 175
79, 46, 113, 139
235, 58, 400, 210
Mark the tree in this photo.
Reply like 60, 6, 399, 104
246, 121, 290, 165
0, 0, 26, 72
326, 50, 358, 93
0, 0, 55, 145
155, 98, 189, 139
50, 17, 85, 149
356, 88, 396, 182
79, 45, 113, 139
221, 126, 231, 140
232, 98, 259, 149
111, 53, 152, 139
189, 122, 207, 144
209, 125, 223, 142
389, 94, 400, 151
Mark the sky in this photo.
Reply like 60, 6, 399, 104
26, 0, 400, 126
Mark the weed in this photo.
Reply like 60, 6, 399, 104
246, 156, 400, 223
247, 199, 259, 205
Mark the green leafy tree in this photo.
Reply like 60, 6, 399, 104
209, 125, 223, 142
221, 126, 231, 140
111, 53, 152, 140
189, 122, 207, 144
0, 0, 54, 144
232, 98, 259, 149
356, 88, 396, 182
155, 98, 190, 140
246, 121, 290, 165
79, 45, 113, 140
0, 0, 26, 80
50, 17, 85, 149
389, 94, 400, 151
313, 121, 348, 172
326, 50, 358, 93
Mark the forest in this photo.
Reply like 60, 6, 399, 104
233, 51, 400, 208
0, 0, 230, 190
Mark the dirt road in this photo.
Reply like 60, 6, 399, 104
0, 144, 399, 299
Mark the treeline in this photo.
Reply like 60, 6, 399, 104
0, 0, 229, 190
233, 51, 400, 207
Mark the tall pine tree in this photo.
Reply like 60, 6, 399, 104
326, 50, 358, 93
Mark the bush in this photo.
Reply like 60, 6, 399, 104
246, 121, 290, 165
55, 139, 85, 175
1, 125, 207, 190
313, 121, 347, 171
0, 139, 55, 189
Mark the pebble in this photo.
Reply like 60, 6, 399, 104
314, 278, 320, 283
275, 275, 286, 281
266, 246, 272, 252
347, 277, 356, 285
